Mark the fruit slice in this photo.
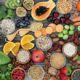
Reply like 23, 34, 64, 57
16, 7, 27, 17
40, 28, 47, 35
3, 42, 16, 55
19, 28, 30, 36
56, 24, 64, 32
46, 26, 53, 34
48, 23, 56, 32
22, 43, 34, 50
23, 0, 34, 10
34, 30, 42, 37
21, 34, 34, 46
11, 42, 20, 56
6, 30, 18, 41
0, 51, 11, 65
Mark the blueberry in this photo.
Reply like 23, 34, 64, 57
26, 14, 33, 20
25, 17, 29, 21
27, 21, 30, 25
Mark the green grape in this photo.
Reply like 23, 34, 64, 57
62, 29, 68, 34
78, 26, 80, 31
63, 35, 68, 40
58, 33, 64, 38
69, 30, 74, 35
64, 25, 70, 30
70, 25, 75, 30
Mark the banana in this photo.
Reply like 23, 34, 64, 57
23, 0, 34, 10
16, 7, 27, 17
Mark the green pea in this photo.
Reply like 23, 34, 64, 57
62, 29, 68, 34
58, 33, 64, 38
70, 25, 75, 30
8, 64, 13, 68
1, 74, 5, 79
78, 26, 80, 31
63, 35, 68, 40
69, 30, 74, 35
64, 25, 70, 30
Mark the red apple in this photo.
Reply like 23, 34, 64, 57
32, 50, 45, 63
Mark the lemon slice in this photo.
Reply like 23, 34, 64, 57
21, 43, 34, 50
3, 42, 16, 55
21, 34, 34, 46
11, 42, 20, 56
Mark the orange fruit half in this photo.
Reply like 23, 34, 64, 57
21, 34, 34, 46
21, 43, 34, 50
11, 42, 20, 56
3, 42, 16, 55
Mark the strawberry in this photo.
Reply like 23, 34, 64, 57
60, 67, 68, 75
59, 73, 69, 80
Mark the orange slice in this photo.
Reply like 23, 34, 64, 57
56, 24, 64, 32
11, 42, 20, 56
21, 43, 34, 50
40, 28, 47, 36
21, 34, 34, 46
19, 28, 30, 36
6, 30, 18, 41
3, 42, 16, 55
46, 26, 53, 34
48, 23, 56, 32
34, 30, 42, 37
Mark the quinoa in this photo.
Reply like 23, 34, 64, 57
28, 65, 45, 80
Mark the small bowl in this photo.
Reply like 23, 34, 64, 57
71, 69, 80, 80
62, 42, 77, 58
11, 67, 26, 80
28, 65, 45, 80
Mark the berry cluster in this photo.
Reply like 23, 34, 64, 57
47, 12, 72, 25
16, 14, 33, 28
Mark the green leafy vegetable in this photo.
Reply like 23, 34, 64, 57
0, 51, 11, 66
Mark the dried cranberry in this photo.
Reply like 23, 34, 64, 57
65, 19, 72, 24
53, 12, 59, 18
60, 17, 66, 23
53, 19, 60, 24
64, 13, 71, 19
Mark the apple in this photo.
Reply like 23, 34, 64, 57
31, 50, 45, 63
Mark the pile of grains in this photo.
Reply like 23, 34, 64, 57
70, 0, 80, 19
71, 69, 80, 80
28, 65, 45, 80
16, 49, 30, 64
63, 42, 77, 57
36, 36, 52, 51
50, 53, 66, 69
0, 19, 15, 35
57, 0, 72, 14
